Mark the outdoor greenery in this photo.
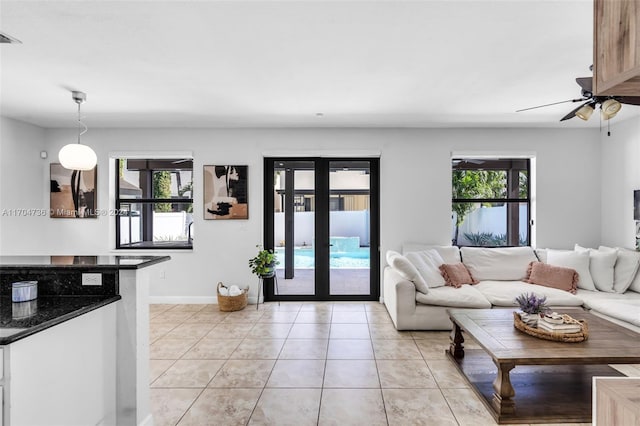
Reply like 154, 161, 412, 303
452, 170, 505, 244
153, 171, 172, 212
463, 232, 527, 247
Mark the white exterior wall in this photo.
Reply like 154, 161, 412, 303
0, 117, 603, 302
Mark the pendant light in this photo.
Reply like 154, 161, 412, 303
58, 91, 97, 170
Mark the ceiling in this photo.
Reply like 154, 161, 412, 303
1, 0, 636, 129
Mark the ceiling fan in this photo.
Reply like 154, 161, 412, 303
517, 75, 640, 122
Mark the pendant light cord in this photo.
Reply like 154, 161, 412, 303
77, 102, 87, 144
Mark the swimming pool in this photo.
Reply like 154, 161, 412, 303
274, 247, 370, 268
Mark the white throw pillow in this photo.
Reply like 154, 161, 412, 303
401, 243, 461, 264
460, 246, 537, 281
599, 246, 640, 293
386, 250, 429, 294
574, 244, 616, 292
405, 249, 446, 288
546, 249, 596, 291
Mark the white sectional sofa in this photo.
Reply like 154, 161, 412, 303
383, 243, 640, 332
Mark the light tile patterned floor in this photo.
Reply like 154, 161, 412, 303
149, 302, 636, 426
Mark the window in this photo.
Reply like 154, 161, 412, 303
452, 158, 530, 247
116, 158, 193, 249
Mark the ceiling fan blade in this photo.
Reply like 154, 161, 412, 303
560, 101, 590, 121
618, 96, 640, 106
516, 98, 585, 112
576, 77, 593, 92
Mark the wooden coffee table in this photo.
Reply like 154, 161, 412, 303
446, 308, 640, 424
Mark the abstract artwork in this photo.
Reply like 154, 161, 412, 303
50, 163, 97, 218
203, 165, 248, 220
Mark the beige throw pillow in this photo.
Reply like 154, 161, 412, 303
525, 261, 578, 294
439, 263, 478, 288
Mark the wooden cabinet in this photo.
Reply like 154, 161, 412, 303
594, 0, 640, 96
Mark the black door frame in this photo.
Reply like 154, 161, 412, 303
263, 157, 380, 302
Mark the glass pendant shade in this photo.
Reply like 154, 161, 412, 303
601, 99, 622, 120
576, 104, 594, 121
59, 143, 97, 170
58, 90, 96, 170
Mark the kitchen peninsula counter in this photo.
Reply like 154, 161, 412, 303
0, 255, 169, 426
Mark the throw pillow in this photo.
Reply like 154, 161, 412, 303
599, 246, 640, 293
574, 244, 617, 292
439, 263, 478, 288
386, 250, 429, 294
460, 246, 537, 281
405, 249, 446, 288
525, 261, 578, 294
546, 249, 596, 291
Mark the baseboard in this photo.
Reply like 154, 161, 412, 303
148, 295, 218, 304
148, 295, 263, 305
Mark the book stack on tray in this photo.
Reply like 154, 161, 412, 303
538, 312, 582, 333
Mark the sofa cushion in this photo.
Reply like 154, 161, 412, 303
576, 288, 640, 309
415, 284, 491, 308
534, 248, 547, 263
405, 249, 446, 288
629, 270, 640, 293
474, 280, 584, 307
525, 261, 578, 294
546, 249, 596, 291
574, 245, 617, 292
585, 299, 640, 328
386, 250, 429, 294
599, 246, 640, 293
460, 246, 537, 281
440, 263, 478, 288
402, 243, 461, 264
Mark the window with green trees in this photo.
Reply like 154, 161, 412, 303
452, 158, 530, 247
116, 158, 193, 249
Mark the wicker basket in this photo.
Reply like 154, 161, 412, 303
513, 311, 588, 343
217, 282, 248, 312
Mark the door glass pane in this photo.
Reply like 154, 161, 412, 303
273, 161, 315, 295
329, 161, 371, 295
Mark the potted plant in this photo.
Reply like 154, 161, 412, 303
514, 292, 549, 327
249, 245, 279, 278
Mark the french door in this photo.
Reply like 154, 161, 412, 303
263, 157, 379, 301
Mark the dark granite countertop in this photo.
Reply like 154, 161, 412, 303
0, 295, 121, 344
0, 255, 170, 270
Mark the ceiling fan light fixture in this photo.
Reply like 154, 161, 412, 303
576, 103, 595, 121
601, 99, 622, 120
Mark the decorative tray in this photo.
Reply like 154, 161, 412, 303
513, 312, 588, 343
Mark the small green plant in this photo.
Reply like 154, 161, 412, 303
515, 292, 549, 314
463, 231, 496, 246
248, 245, 280, 277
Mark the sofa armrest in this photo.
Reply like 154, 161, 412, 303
383, 266, 417, 329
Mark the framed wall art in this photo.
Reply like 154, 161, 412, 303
50, 163, 97, 218
203, 165, 248, 220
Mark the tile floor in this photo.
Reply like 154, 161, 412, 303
149, 302, 640, 426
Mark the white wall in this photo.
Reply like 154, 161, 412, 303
0, 117, 603, 301
601, 116, 640, 248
